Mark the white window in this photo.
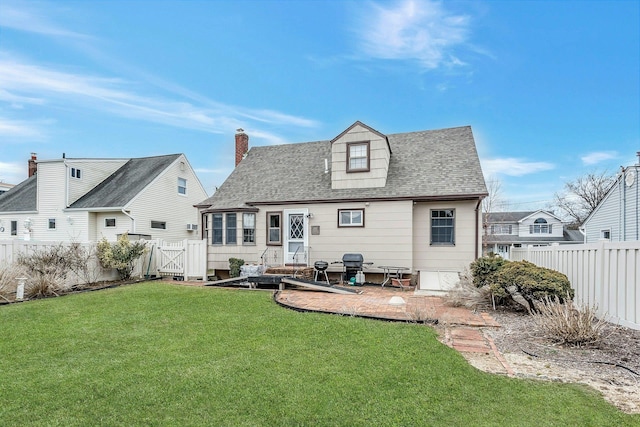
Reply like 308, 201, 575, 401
431, 209, 455, 245
178, 178, 187, 195
601, 229, 611, 240
490, 224, 512, 234
151, 221, 166, 230
48, 218, 56, 230
347, 142, 369, 172
243, 213, 256, 244
71, 167, 81, 179
10, 220, 17, 236
105, 218, 116, 227
212, 214, 223, 244
338, 209, 364, 227
226, 213, 237, 245
530, 218, 552, 234
267, 212, 282, 245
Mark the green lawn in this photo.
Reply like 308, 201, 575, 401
0, 283, 637, 426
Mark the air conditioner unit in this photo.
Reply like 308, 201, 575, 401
186, 223, 198, 231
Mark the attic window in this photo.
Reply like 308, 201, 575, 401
530, 218, 551, 234
71, 167, 81, 179
178, 178, 187, 195
347, 142, 370, 172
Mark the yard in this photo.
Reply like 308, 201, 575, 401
1, 283, 637, 426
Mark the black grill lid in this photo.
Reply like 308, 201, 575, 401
342, 253, 364, 265
314, 261, 329, 270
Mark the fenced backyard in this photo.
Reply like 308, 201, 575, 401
512, 241, 640, 330
0, 238, 207, 288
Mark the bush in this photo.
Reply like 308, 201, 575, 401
16, 244, 86, 297
491, 260, 574, 313
470, 254, 507, 287
96, 234, 147, 280
443, 270, 492, 309
532, 294, 608, 347
0, 263, 29, 301
229, 258, 244, 278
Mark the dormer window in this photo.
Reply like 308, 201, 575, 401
530, 218, 552, 234
347, 142, 370, 172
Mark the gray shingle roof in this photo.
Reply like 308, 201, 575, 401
70, 154, 181, 208
484, 229, 584, 245
200, 125, 487, 210
0, 175, 37, 212
483, 211, 537, 223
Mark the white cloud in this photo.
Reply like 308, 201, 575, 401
0, 117, 46, 140
0, 161, 27, 184
0, 53, 318, 136
355, 0, 471, 69
0, 1, 90, 39
482, 157, 555, 177
581, 151, 617, 165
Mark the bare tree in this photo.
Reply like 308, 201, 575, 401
482, 177, 505, 215
482, 177, 505, 252
552, 170, 616, 228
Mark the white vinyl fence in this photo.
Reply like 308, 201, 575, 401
0, 238, 207, 285
511, 241, 640, 330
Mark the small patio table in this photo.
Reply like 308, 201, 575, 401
378, 266, 410, 287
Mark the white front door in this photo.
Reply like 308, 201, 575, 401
497, 244, 510, 260
284, 209, 308, 265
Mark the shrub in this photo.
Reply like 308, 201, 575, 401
443, 270, 492, 309
532, 294, 608, 347
96, 234, 147, 280
491, 260, 574, 313
470, 254, 507, 287
16, 244, 85, 297
0, 263, 29, 301
229, 258, 244, 278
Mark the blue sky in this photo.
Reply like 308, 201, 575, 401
0, 0, 638, 210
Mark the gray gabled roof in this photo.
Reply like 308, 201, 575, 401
70, 154, 181, 209
199, 125, 487, 211
0, 175, 37, 212
484, 229, 584, 245
483, 211, 537, 223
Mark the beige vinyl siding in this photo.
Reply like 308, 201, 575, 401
207, 200, 413, 273
126, 155, 208, 241
331, 124, 390, 190
413, 200, 480, 272
67, 160, 127, 205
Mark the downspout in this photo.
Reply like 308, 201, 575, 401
475, 198, 482, 259
121, 208, 136, 233
636, 166, 639, 241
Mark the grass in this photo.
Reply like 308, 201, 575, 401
0, 283, 637, 426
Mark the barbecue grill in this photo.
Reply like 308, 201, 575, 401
340, 253, 373, 284
314, 261, 330, 285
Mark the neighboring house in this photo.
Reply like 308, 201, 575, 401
483, 210, 584, 259
0, 182, 15, 195
582, 159, 640, 243
196, 121, 488, 292
0, 153, 208, 242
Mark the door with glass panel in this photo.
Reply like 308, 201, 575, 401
283, 209, 308, 264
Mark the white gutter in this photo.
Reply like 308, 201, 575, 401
121, 208, 136, 233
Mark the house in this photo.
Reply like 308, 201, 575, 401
0, 182, 15, 195
482, 210, 584, 259
0, 153, 208, 242
196, 121, 488, 293
582, 158, 640, 243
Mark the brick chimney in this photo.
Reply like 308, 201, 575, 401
235, 129, 248, 167
28, 153, 37, 177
